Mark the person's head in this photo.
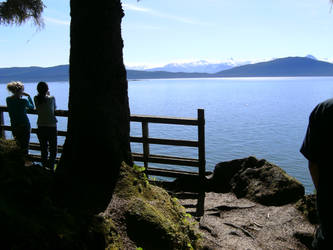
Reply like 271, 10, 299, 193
37, 81, 48, 96
36, 81, 49, 104
7, 81, 24, 96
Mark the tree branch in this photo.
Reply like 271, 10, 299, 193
0, 0, 44, 26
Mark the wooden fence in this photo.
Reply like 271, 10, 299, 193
130, 109, 205, 181
0, 106, 206, 215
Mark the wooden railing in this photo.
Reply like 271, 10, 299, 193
0, 107, 68, 155
0, 105, 206, 215
130, 109, 205, 181
0, 106, 206, 181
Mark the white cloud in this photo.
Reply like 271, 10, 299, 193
125, 62, 164, 70
122, 3, 150, 12
123, 3, 210, 26
44, 17, 70, 26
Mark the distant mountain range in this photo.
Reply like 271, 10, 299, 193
126, 55, 320, 73
1, 56, 333, 83
141, 60, 244, 73
215, 56, 333, 77
0, 65, 69, 83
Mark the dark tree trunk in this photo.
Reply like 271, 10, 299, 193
56, 0, 132, 213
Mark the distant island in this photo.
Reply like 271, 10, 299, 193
2, 56, 333, 83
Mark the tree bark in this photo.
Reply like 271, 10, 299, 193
56, 0, 132, 214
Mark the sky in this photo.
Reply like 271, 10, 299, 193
1, 0, 333, 67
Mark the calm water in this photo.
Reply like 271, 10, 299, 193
2, 77, 333, 193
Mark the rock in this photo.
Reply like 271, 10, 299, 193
293, 231, 314, 249
0, 139, 95, 250
295, 194, 318, 224
170, 175, 204, 192
105, 162, 202, 250
209, 156, 305, 205
0, 139, 24, 173
209, 156, 264, 192
167, 174, 210, 193
0, 139, 201, 250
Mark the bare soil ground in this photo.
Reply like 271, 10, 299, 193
180, 192, 315, 250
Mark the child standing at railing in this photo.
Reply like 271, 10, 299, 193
6, 81, 34, 165
34, 81, 58, 172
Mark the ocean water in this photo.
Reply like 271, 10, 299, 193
2, 77, 333, 193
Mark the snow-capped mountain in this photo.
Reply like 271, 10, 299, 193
2, 55, 333, 83
125, 55, 323, 74
146, 60, 244, 73
126, 59, 254, 73
305, 54, 317, 60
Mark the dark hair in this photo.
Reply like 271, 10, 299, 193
36, 81, 48, 104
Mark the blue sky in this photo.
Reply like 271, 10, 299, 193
1, 0, 333, 67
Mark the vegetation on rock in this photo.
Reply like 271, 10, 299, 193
295, 194, 318, 224
105, 163, 202, 250
0, 139, 201, 249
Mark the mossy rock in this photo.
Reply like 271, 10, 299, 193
107, 162, 202, 249
295, 194, 318, 224
210, 156, 305, 206
0, 139, 200, 249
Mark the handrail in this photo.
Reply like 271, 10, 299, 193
130, 114, 199, 126
0, 105, 206, 216
0, 105, 205, 180
0, 106, 69, 117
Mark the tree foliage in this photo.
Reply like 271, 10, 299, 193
0, 0, 44, 26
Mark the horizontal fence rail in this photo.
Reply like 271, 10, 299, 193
0, 106, 206, 181
0, 105, 206, 216
130, 114, 199, 125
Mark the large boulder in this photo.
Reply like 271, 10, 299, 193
209, 156, 305, 205
104, 163, 202, 250
209, 156, 262, 192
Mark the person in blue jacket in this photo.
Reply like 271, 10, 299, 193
6, 81, 34, 158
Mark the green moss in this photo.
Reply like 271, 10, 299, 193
112, 162, 202, 250
89, 216, 123, 250
295, 194, 318, 224
0, 140, 201, 249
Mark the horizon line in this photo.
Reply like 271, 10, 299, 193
0, 55, 332, 69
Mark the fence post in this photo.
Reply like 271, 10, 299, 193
198, 109, 205, 181
0, 110, 5, 139
142, 121, 150, 170
197, 109, 205, 216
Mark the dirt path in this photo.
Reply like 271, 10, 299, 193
180, 192, 315, 250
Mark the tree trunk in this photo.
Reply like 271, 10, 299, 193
56, 0, 132, 214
